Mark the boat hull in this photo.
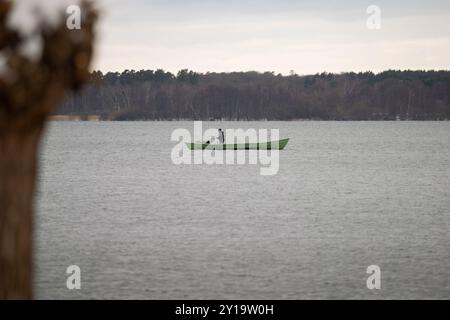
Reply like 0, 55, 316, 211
186, 138, 289, 150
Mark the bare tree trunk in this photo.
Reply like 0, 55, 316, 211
0, 0, 97, 299
0, 126, 44, 299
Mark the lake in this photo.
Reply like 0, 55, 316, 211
35, 121, 450, 299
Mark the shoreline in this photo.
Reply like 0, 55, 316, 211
48, 115, 450, 122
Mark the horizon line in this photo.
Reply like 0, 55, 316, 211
91, 68, 450, 76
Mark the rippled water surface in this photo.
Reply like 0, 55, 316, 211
35, 121, 450, 299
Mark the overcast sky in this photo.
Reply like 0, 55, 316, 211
93, 0, 450, 74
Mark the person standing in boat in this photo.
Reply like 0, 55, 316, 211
218, 128, 225, 144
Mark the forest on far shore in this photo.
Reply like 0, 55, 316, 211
58, 69, 450, 120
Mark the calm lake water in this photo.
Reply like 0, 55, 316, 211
35, 121, 450, 299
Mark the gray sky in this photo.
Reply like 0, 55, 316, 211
94, 0, 450, 74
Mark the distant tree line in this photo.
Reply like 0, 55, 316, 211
58, 69, 450, 120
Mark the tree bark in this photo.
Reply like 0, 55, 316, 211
0, 125, 43, 299
0, 0, 96, 298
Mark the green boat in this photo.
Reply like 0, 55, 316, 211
186, 138, 289, 150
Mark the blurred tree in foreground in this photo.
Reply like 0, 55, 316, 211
0, 1, 97, 299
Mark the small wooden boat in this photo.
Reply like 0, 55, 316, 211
186, 138, 289, 150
